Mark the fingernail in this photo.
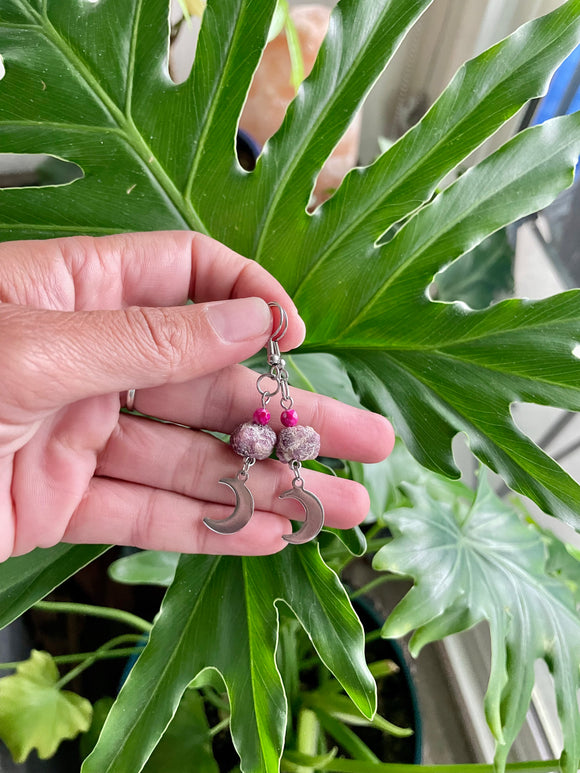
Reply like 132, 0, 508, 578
206, 298, 271, 343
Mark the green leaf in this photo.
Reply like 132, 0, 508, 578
82, 546, 374, 773
311, 709, 379, 764
0, 544, 109, 630
108, 550, 179, 587
542, 528, 580, 607
305, 692, 412, 738
433, 228, 515, 309
351, 440, 473, 521
282, 747, 337, 770
285, 354, 362, 409
143, 689, 219, 773
322, 526, 366, 557
323, 113, 580, 531
80, 696, 115, 761
0, 650, 92, 762
373, 476, 580, 773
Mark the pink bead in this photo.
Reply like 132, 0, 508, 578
281, 409, 299, 427
253, 408, 271, 426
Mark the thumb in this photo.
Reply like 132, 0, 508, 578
0, 298, 272, 412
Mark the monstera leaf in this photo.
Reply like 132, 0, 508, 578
82, 545, 374, 773
374, 476, 580, 773
2, 0, 580, 531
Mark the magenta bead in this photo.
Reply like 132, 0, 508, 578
253, 408, 271, 426
281, 409, 299, 427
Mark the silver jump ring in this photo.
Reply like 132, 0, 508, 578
256, 372, 280, 398
268, 302, 288, 343
125, 389, 136, 411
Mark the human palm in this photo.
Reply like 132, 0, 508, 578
0, 231, 393, 560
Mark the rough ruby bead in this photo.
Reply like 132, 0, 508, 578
253, 408, 271, 426
281, 409, 299, 427
276, 425, 320, 463
231, 422, 276, 460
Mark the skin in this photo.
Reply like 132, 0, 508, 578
0, 231, 395, 560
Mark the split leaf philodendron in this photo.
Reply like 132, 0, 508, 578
1, 0, 580, 771
375, 475, 580, 773
83, 546, 374, 773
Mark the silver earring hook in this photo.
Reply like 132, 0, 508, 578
268, 302, 288, 343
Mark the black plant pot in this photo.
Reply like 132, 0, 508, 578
208, 595, 422, 770
353, 595, 422, 765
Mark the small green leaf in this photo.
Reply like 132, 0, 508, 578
374, 475, 580, 773
108, 550, 179, 587
80, 696, 115, 761
323, 526, 366, 557
143, 689, 218, 773
305, 692, 412, 738
542, 529, 580, 607
282, 747, 338, 769
368, 659, 398, 680
0, 650, 92, 763
312, 709, 379, 764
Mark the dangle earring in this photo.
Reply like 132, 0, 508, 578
269, 309, 324, 544
204, 303, 324, 544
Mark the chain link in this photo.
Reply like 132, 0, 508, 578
265, 339, 294, 411
236, 457, 256, 482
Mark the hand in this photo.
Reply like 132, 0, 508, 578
0, 231, 394, 559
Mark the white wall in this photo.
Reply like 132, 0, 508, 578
360, 0, 567, 162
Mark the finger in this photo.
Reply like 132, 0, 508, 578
0, 298, 275, 414
63, 478, 290, 556
96, 415, 371, 530
131, 365, 395, 463
0, 232, 305, 350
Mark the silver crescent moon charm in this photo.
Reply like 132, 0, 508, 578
280, 483, 325, 544
204, 478, 255, 535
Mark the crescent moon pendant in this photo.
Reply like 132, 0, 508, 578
280, 486, 325, 544
203, 478, 255, 535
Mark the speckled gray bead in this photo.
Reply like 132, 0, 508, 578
230, 422, 276, 460
276, 425, 320, 463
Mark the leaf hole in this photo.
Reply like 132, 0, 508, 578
168, 1, 203, 85
572, 344, 580, 360
0, 55, 5, 81
510, 403, 580, 481
0, 154, 83, 189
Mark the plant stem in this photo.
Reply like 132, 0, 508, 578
34, 600, 152, 633
350, 575, 401, 599
366, 538, 394, 553
295, 708, 320, 773
0, 643, 143, 670
318, 761, 561, 773
364, 522, 384, 543
54, 634, 144, 690
209, 717, 230, 737
365, 629, 383, 644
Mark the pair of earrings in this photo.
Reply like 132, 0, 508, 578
204, 303, 324, 544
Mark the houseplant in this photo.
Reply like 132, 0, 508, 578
0, 0, 580, 771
